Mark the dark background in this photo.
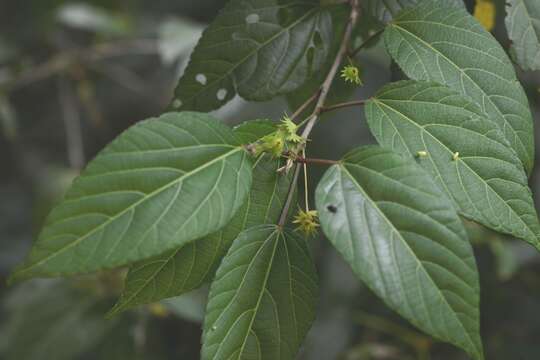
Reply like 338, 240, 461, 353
1, 0, 540, 359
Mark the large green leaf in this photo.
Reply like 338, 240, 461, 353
366, 81, 540, 250
202, 225, 317, 360
362, 0, 464, 23
506, 0, 540, 71
171, 0, 342, 112
286, 5, 351, 115
10, 112, 252, 282
384, 1, 535, 175
315, 146, 483, 359
109, 120, 293, 314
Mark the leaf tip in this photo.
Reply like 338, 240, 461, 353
105, 302, 126, 319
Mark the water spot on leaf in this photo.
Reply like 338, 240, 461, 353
245, 13, 259, 24
217, 88, 228, 101
172, 99, 183, 109
195, 73, 207, 85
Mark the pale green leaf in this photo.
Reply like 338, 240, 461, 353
202, 225, 317, 360
366, 80, 540, 250
384, 2, 535, 174
362, 0, 464, 23
171, 0, 343, 112
109, 120, 293, 314
316, 146, 483, 359
506, 0, 540, 71
10, 112, 252, 282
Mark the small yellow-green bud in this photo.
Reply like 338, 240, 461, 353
340, 65, 362, 85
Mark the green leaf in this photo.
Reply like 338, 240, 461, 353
10, 112, 252, 282
366, 80, 540, 250
171, 0, 342, 112
286, 6, 352, 114
315, 146, 483, 360
384, 2, 535, 175
109, 120, 293, 314
202, 225, 317, 360
506, 0, 540, 71
233, 119, 278, 143
362, 0, 464, 23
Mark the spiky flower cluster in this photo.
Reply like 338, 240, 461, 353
293, 209, 319, 236
251, 116, 305, 161
340, 64, 362, 85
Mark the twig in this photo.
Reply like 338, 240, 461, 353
295, 157, 339, 166
58, 77, 85, 170
277, 164, 302, 226
299, 0, 359, 138
277, 0, 360, 227
355, 310, 432, 359
290, 91, 320, 122
2, 39, 157, 91
349, 28, 384, 57
321, 99, 366, 113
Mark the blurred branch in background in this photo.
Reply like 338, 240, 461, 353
58, 77, 84, 170
353, 311, 431, 360
0, 39, 158, 92
1, 1, 540, 360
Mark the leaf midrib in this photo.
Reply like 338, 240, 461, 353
182, 5, 321, 104
17, 146, 245, 277
373, 99, 537, 244
116, 155, 277, 313
389, 21, 531, 169
209, 228, 280, 359
339, 164, 480, 356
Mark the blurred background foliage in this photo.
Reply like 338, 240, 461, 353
1, 0, 540, 359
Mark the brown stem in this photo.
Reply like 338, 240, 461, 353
58, 77, 85, 170
295, 157, 339, 166
290, 90, 320, 122
277, 164, 302, 227
2, 39, 158, 91
320, 99, 366, 113
277, 0, 360, 227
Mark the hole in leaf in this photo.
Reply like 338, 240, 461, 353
327, 205, 337, 213
217, 88, 227, 101
245, 13, 259, 24
313, 30, 323, 49
195, 73, 207, 85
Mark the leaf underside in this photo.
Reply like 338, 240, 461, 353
506, 0, 540, 71
316, 146, 483, 359
366, 80, 540, 250
172, 0, 339, 112
110, 120, 293, 314
202, 225, 318, 360
384, 2, 535, 175
11, 112, 252, 282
